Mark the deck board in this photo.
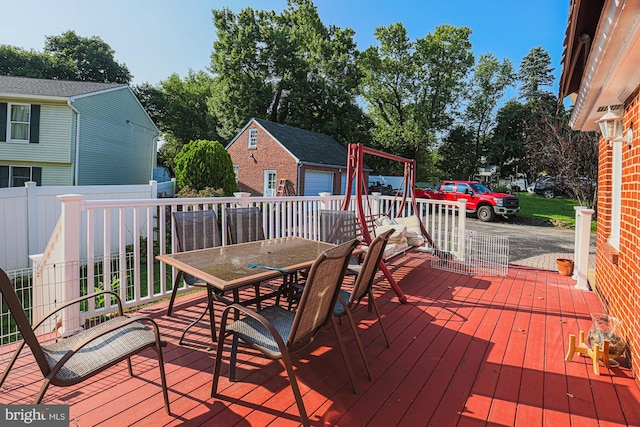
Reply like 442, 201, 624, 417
1, 252, 639, 426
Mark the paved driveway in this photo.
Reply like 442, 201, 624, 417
464, 217, 595, 271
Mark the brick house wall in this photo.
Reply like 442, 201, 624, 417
227, 124, 298, 196
594, 87, 640, 387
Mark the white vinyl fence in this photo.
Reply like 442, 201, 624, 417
0, 181, 168, 271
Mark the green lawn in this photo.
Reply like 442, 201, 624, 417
516, 192, 597, 233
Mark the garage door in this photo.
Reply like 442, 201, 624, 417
304, 170, 333, 196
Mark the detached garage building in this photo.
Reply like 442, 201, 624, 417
226, 118, 369, 196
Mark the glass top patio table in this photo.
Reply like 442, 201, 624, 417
156, 237, 338, 293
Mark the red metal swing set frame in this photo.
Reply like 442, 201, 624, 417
341, 143, 434, 304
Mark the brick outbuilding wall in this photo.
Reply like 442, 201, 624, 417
227, 124, 298, 196
594, 87, 640, 387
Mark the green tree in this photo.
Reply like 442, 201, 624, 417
487, 99, 529, 180
0, 45, 74, 79
438, 125, 477, 180
209, 0, 369, 145
518, 46, 554, 102
156, 71, 218, 146
525, 102, 598, 207
44, 30, 132, 83
465, 53, 515, 161
359, 22, 473, 172
1, 31, 131, 83
174, 140, 238, 195
135, 71, 219, 173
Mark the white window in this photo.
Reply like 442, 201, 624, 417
233, 164, 239, 183
264, 170, 277, 196
8, 103, 30, 142
248, 128, 257, 149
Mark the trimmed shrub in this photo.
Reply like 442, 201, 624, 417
174, 139, 238, 195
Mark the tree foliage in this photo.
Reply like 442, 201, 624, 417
209, 0, 370, 146
137, 72, 218, 145
358, 23, 474, 174
524, 103, 598, 207
1, 31, 131, 83
174, 140, 238, 195
438, 125, 477, 180
465, 53, 515, 161
44, 31, 132, 83
518, 46, 554, 102
135, 71, 219, 173
0, 45, 72, 79
487, 99, 529, 179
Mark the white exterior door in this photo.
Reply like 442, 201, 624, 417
304, 170, 333, 196
264, 170, 277, 196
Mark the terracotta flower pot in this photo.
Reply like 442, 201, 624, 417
556, 258, 574, 276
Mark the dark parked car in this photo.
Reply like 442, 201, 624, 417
368, 181, 396, 195
533, 176, 571, 198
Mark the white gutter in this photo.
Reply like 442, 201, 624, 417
0, 94, 68, 102
67, 100, 80, 185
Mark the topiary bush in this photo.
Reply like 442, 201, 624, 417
174, 139, 238, 195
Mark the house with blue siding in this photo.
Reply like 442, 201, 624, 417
0, 75, 159, 187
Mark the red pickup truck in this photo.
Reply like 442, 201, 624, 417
415, 180, 520, 222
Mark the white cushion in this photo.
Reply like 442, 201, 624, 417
407, 236, 425, 246
374, 215, 396, 226
375, 224, 407, 244
383, 241, 410, 258
393, 215, 424, 246
395, 215, 421, 232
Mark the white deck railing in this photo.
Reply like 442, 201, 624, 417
26, 193, 465, 335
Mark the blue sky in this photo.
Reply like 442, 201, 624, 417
1, 0, 569, 99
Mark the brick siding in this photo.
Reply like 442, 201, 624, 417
595, 87, 640, 387
227, 122, 299, 195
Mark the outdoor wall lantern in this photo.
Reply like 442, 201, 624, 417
596, 106, 633, 148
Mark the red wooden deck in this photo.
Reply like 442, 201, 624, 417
1, 253, 639, 426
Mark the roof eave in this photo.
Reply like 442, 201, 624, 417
564, 0, 640, 131
0, 93, 69, 102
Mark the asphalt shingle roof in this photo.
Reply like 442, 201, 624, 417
0, 75, 126, 98
254, 118, 367, 169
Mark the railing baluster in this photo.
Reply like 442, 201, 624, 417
103, 207, 111, 311
86, 208, 96, 314
146, 205, 155, 298
118, 207, 127, 307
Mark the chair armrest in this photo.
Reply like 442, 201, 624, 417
220, 304, 288, 356
33, 291, 124, 330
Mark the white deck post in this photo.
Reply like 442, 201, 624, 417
234, 192, 251, 207
319, 192, 332, 210
149, 179, 157, 197
573, 206, 594, 291
58, 194, 84, 334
